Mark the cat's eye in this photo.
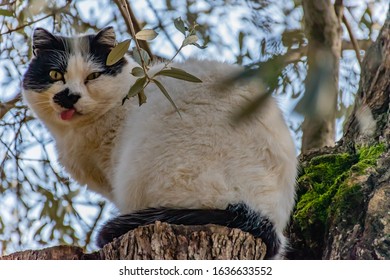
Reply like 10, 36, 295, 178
49, 70, 63, 81
86, 72, 101, 81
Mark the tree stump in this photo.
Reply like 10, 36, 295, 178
0, 222, 266, 260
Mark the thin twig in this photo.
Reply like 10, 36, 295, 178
0, 14, 52, 36
145, 0, 184, 59
0, 1, 71, 36
115, 0, 150, 105
343, 13, 362, 67
115, 0, 148, 72
84, 201, 106, 246
0, 93, 21, 120
113, 0, 153, 58
0, 1, 17, 6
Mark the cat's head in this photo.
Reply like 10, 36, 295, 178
22, 27, 133, 128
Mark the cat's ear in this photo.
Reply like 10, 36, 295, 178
32, 28, 61, 55
93, 26, 116, 47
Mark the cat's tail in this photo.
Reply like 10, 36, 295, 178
96, 203, 281, 259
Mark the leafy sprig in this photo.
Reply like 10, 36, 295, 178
106, 14, 206, 117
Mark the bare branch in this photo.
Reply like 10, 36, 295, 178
342, 39, 372, 51
0, 2, 71, 36
0, 14, 52, 36
112, 0, 153, 58
0, 93, 20, 120
145, 0, 184, 59
342, 14, 363, 67
114, 0, 149, 104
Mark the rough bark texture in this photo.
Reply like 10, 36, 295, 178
1, 222, 266, 260
301, 0, 342, 152
288, 9, 390, 260
0, 245, 86, 260
327, 13, 390, 260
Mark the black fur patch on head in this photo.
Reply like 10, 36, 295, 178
23, 29, 70, 92
87, 26, 127, 76
23, 27, 127, 92
32, 28, 67, 55
96, 203, 281, 259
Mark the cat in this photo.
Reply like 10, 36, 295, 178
22, 27, 297, 259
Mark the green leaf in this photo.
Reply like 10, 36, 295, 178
132, 47, 151, 67
174, 17, 186, 35
182, 35, 198, 47
191, 42, 207, 49
152, 78, 182, 118
138, 90, 147, 106
135, 29, 158, 41
122, 96, 129, 105
131, 67, 145, 77
17, 10, 24, 23
238, 31, 245, 51
106, 39, 130, 66
157, 67, 202, 83
127, 77, 147, 98
0, 9, 13, 17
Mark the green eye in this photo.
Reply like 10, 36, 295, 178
49, 70, 63, 81
86, 72, 101, 81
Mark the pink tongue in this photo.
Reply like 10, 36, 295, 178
60, 109, 76, 121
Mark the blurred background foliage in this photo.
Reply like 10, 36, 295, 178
0, 0, 387, 255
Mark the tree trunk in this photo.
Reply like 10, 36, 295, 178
0, 222, 266, 260
288, 8, 390, 259
300, 0, 342, 152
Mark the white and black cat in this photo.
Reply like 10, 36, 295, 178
22, 27, 297, 259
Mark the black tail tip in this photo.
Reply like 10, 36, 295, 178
96, 203, 281, 259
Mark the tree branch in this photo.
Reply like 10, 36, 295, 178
145, 0, 184, 59
1, 222, 267, 260
112, 0, 153, 58
0, 93, 20, 120
0, 2, 71, 36
342, 14, 362, 67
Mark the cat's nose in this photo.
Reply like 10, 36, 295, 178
53, 89, 81, 109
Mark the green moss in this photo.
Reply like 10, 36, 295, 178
330, 183, 363, 224
294, 143, 386, 242
351, 144, 386, 173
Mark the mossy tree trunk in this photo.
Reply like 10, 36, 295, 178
288, 9, 390, 260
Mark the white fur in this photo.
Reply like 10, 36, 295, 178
23, 52, 297, 252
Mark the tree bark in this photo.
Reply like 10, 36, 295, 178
300, 0, 343, 152
288, 8, 390, 260
0, 222, 266, 260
